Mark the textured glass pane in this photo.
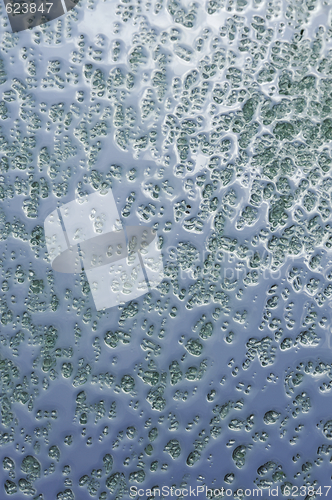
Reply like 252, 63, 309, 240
1, 0, 332, 498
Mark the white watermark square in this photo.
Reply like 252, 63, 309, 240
44, 190, 164, 311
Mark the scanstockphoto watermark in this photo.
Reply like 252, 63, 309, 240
44, 189, 288, 312
130, 485, 280, 497
3, 0, 78, 32
165, 245, 285, 282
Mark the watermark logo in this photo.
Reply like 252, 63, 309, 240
129, 485, 280, 497
44, 190, 164, 311
3, 0, 77, 33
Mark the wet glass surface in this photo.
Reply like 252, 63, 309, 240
1, 0, 332, 498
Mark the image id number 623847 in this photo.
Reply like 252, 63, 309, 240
283, 485, 331, 496
5, 2, 53, 13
